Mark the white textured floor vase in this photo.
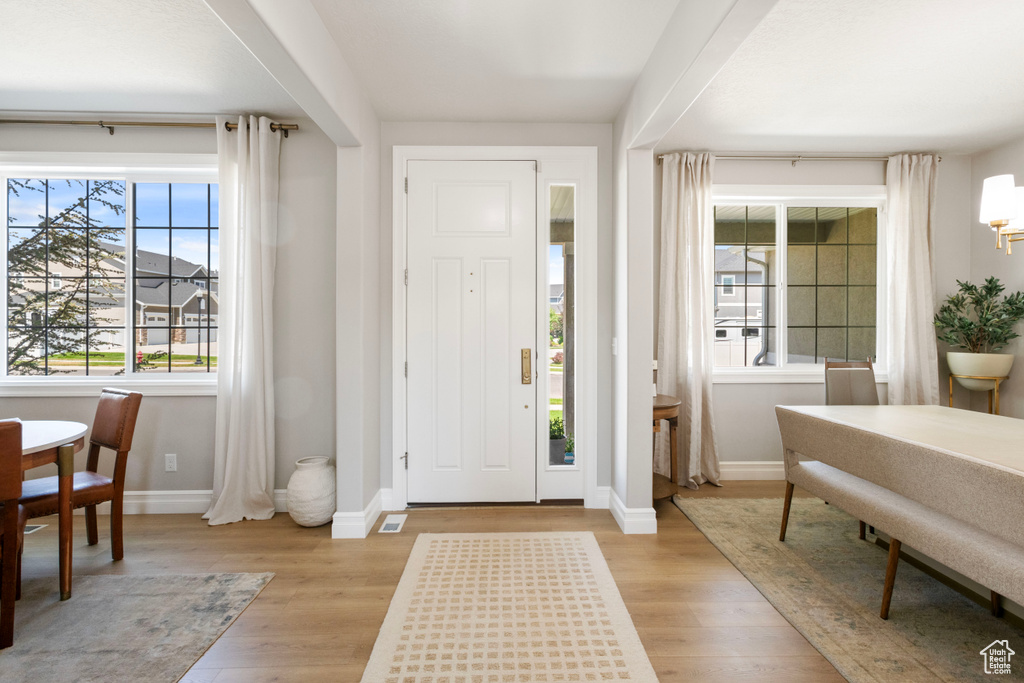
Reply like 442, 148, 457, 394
360, 532, 658, 683
2, 572, 273, 683
286, 456, 336, 526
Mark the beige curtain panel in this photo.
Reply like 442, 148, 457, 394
205, 115, 282, 525
885, 153, 941, 406
657, 152, 721, 490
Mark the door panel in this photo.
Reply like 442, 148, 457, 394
407, 160, 536, 503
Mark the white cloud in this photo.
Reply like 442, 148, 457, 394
172, 236, 218, 268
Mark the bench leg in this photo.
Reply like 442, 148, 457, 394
992, 591, 1004, 618
779, 482, 794, 542
859, 521, 866, 540
880, 539, 901, 619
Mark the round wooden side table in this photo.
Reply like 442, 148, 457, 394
653, 394, 681, 490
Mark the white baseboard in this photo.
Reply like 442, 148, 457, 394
589, 485, 611, 509
719, 460, 785, 480
76, 489, 289, 515
609, 488, 657, 534
380, 488, 395, 511
331, 489, 383, 539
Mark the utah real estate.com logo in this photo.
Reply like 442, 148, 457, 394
980, 640, 1014, 675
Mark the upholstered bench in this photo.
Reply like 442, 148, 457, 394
775, 404, 1024, 620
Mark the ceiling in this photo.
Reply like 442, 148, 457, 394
309, 0, 681, 123
0, 0, 303, 118
658, 0, 1024, 155
5, 0, 1024, 158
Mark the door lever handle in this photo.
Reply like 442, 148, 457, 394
521, 349, 532, 384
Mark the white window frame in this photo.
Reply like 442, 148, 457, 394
0, 152, 219, 396
711, 185, 888, 384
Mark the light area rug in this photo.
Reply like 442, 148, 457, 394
361, 532, 658, 683
673, 495, 1024, 682
1, 572, 273, 683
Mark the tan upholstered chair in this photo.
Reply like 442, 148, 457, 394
20, 389, 142, 564
0, 419, 24, 649
824, 358, 879, 406
823, 358, 878, 539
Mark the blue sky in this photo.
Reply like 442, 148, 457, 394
549, 244, 563, 285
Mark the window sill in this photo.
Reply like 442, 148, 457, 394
712, 368, 889, 384
0, 376, 217, 397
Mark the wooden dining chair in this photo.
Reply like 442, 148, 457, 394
0, 419, 24, 649
19, 389, 142, 566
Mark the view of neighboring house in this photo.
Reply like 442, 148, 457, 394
549, 283, 564, 314
713, 247, 771, 367
9, 242, 218, 351
129, 247, 219, 346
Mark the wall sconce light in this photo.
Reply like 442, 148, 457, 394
980, 174, 1024, 255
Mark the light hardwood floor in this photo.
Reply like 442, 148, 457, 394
19, 481, 841, 682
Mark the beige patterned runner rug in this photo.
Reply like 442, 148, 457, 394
360, 532, 658, 682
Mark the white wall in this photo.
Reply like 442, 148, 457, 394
0, 118, 338, 492
651, 154, 973, 463
377, 122, 615, 493
968, 135, 1024, 418
336, 100, 382, 514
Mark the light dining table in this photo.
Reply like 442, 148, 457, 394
18, 420, 88, 600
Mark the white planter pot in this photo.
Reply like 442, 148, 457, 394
946, 352, 1014, 392
286, 456, 336, 527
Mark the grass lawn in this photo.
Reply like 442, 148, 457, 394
549, 398, 563, 405
49, 352, 217, 367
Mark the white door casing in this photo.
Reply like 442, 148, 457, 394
406, 160, 537, 503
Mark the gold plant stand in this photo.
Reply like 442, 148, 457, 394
948, 374, 1009, 415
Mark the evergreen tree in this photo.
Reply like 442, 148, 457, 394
7, 179, 126, 374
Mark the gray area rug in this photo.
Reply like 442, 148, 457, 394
1, 572, 273, 682
673, 496, 1024, 682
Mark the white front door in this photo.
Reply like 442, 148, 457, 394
406, 160, 537, 503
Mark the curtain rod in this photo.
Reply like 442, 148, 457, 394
656, 153, 941, 165
0, 118, 299, 138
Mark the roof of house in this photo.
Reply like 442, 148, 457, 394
715, 250, 746, 272
100, 241, 213, 278
135, 250, 208, 278
135, 280, 215, 308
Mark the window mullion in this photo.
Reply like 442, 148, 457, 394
126, 175, 136, 377
778, 202, 788, 370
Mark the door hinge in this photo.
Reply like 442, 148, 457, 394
404, 269, 408, 286
404, 361, 408, 377
404, 177, 408, 193
402, 452, 409, 470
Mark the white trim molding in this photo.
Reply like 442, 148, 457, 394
609, 488, 657, 534
74, 488, 288, 515
0, 378, 217, 397
380, 488, 395, 512
590, 486, 611, 510
331, 489, 383, 539
719, 460, 785, 480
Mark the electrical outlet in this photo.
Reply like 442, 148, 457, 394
165, 453, 177, 472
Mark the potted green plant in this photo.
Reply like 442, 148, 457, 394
563, 434, 575, 465
933, 277, 1024, 390
549, 415, 565, 466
